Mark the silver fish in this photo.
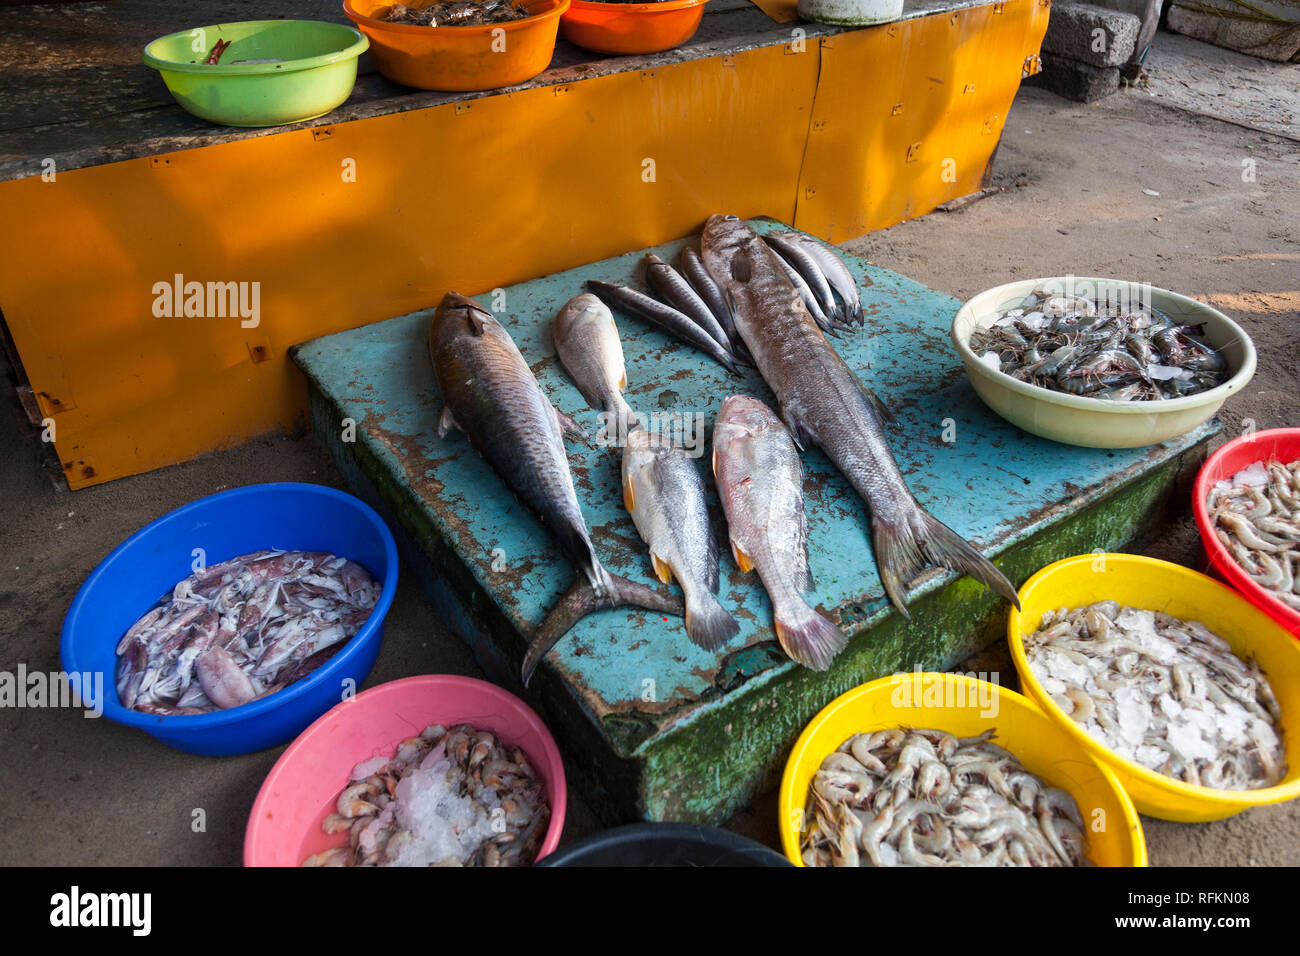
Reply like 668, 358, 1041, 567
701, 215, 1018, 618
429, 292, 682, 685
622, 429, 739, 649
713, 395, 845, 669
644, 253, 732, 353
764, 231, 840, 323
586, 280, 744, 375
553, 293, 639, 442
680, 246, 739, 347
772, 231, 864, 325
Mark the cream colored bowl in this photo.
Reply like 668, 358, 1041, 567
950, 278, 1255, 448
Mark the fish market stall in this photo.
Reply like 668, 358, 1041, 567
291, 221, 1219, 824
0, 0, 1047, 490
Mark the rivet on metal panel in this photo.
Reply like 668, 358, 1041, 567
455, 102, 471, 114
906, 142, 922, 162
721, 54, 736, 67
554, 85, 571, 95
812, 119, 827, 132
247, 341, 271, 364
38, 390, 73, 414
640, 70, 656, 80
1022, 54, 1043, 77
891, 103, 904, 116
964, 83, 976, 94
62, 458, 96, 481
311, 128, 334, 141
149, 156, 173, 169
805, 186, 816, 199
981, 116, 999, 134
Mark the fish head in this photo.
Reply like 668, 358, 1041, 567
714, 394, 782, 460
553, 292, 612, 341
432, 292, 502, 348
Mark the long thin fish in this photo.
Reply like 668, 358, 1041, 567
680, 246, 739, 346
553, 293, 639, 442
623, 429, 739, 649
586, 280, 743, 375
644, 253, 732, 353
713, 395, 846, 669
429, 292, 683, 685
702, 215, 1018, 616
776, 232, 864, 325
765, 231, 840, 323
769, 248, 842, 337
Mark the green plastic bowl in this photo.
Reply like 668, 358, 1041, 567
142, 20, 368, 128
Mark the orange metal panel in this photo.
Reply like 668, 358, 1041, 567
794, 0, 1050, 241
0, 43, 817, 488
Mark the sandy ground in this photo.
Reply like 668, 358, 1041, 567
2, 36, 1298, 866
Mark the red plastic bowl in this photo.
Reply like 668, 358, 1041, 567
244, 675, 566, 866
1194, 427, 1300, 636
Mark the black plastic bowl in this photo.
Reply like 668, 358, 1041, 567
536, 823, 792, 867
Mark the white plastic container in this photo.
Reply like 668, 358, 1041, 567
797, 0, 904, 26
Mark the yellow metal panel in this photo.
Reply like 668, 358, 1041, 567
794, 0, 1050, 241
0, 43, 817, 488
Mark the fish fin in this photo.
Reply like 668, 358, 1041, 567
613, 396, 640, 440
622, 473, 636, 513
730, 250, 752, 283
437, 405, 459, 438
522, 569, 684, 686
730, 540, 755, 573
684, 590, 740, 650
870, 508, 1020, 619
774, 601, 847, 671
463, 305, 491, 336
554, 407, 590, 444
651, 553, 675, 585
778, 408, 808, 452
856, 382, 897, 426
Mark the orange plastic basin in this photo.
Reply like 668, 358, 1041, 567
344, 0, 569, 91
560, 0, 708, 55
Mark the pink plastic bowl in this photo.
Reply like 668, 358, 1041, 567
1194, 427, 1300, 637
244, 675, 566, 866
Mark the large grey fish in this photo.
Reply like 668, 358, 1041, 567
701, 216, 1018, 616
713, 395, 845, 669
553, 293, 639, 443
429, 292, 683, 685
622, 428, 739, 650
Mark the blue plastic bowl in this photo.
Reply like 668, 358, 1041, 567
60, 483, 398, 755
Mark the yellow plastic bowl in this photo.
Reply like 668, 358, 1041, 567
1009, 553, 1300, 822
951, 277, 1255, 448
778, 673, 1146, 866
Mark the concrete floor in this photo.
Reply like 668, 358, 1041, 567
2, 34, 1298, 866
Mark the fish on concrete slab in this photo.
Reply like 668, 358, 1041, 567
429, 292, 683, 685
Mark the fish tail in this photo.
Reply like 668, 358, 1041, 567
522, 565, 684, 686
773, 597, 847, 671
612, 394, 640, 440
871, 507, 1020, 618
684, 587, 740, 651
